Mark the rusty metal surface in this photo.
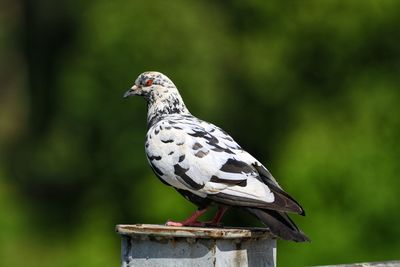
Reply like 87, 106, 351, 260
117, 224, 276, 266
116, 224, 275, 240
119, 232, 276, 267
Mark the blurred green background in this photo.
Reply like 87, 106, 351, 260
1, 0, 399, 266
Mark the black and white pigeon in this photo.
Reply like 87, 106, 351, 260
124, 71, 309, 242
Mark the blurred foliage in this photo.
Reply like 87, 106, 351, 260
1, 0, 399, 266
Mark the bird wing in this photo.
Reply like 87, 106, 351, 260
146, 115, 304, 214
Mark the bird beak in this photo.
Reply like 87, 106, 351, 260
123, 85, 140, 98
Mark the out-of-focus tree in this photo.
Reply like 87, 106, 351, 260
0, 0, 399, 266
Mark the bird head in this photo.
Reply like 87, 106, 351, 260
123, 71, 177, 101
124, 71, 190, 127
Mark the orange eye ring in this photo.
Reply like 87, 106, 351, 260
145, 79, 153, 87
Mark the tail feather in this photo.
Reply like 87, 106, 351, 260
245, 208, 310, 242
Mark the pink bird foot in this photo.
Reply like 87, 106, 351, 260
165, 208, 208, 227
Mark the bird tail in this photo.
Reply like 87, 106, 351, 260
245, 208, 310, 242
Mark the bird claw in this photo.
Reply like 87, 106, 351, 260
165, 220, 184, 227
165, 220, 206, 227
165, 219, 223, 228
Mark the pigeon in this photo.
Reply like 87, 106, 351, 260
124, 71, 309, 242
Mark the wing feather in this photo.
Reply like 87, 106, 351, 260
146, 116, 305, 215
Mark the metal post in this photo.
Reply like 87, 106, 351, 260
116, 224, 276, 267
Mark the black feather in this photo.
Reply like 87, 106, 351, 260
253, 164, 306, 215
245, 208, 310, 242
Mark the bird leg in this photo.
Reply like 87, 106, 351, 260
205, 206, 228, 227
166, 208, 208, 227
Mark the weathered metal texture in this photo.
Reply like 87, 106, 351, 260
116, 224, 276, 267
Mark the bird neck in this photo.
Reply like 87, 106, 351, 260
146, 91, 191, 128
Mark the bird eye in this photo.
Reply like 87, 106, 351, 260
145, 79, 153, 87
